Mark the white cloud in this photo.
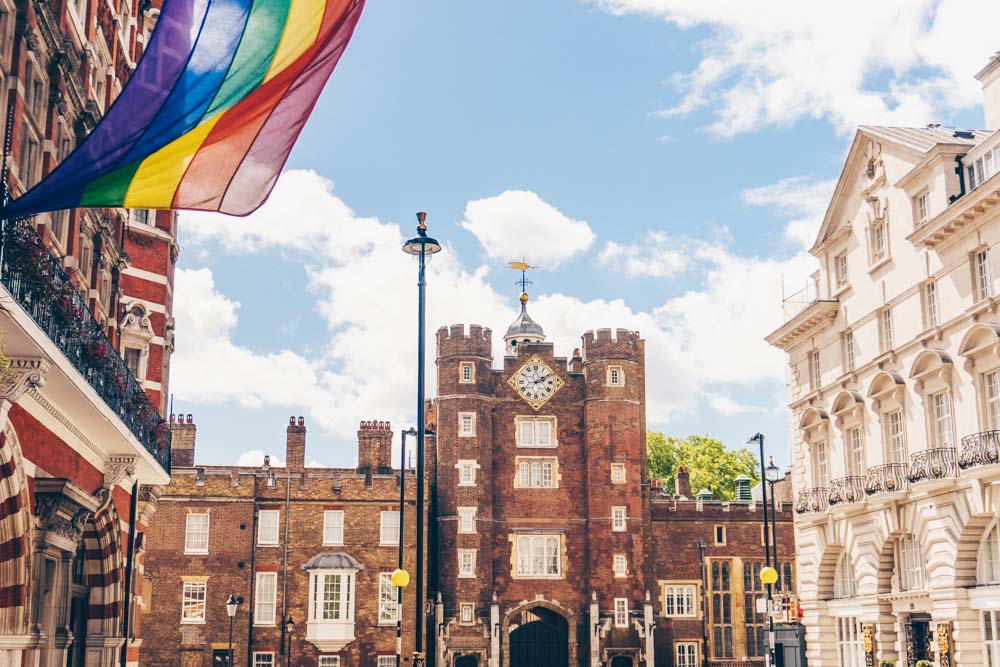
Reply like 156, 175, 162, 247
593, 0, 1000, 135
460, 190, 596, 267
596, 231, 698, 278
234, 450, 284, 467
703, 391, 781, 417
742, 176, 836, 250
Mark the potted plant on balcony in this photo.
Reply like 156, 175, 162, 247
915, 660, 934, 667
879, 660, 895, 667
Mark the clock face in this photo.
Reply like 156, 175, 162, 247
507, 354, 565, 410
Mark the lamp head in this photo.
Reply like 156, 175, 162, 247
285, 615, 294, 631
225, 593, 240, 618
391, 568, 410, 588
766, 456, 780, 483
402, 212, 442, 259
759, 566, 779, 586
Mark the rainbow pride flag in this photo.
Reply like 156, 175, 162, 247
5, 0, 365, 217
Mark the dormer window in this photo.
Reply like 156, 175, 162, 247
914, 191, 929, 227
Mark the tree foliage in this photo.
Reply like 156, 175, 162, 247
647, 432, 760, 501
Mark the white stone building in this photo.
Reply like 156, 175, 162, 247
767, 54, 1000, 667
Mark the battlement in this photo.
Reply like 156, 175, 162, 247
436, 323, 493, 357
581, 328, 643, 361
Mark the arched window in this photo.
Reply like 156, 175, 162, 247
833, 553, 857, 599
979, 521, 1000, 585
895, 534, 926, 592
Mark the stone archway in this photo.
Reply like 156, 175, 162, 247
81, 491, 125, 665
501, 599, 576, 667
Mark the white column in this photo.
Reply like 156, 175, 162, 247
489, 596, 499, 667
643, 592, 655, 667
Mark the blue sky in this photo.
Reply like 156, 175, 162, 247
168, 0, 1000, 471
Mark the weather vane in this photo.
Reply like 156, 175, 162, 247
508, 257, 536, 294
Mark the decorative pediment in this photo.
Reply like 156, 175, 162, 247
867, 371, 905, 410
909, 349, 953, 392
958, 323, 1000, 367
799, 407, 830, 443
120, 302, 154, 340
831, 390, 865, 426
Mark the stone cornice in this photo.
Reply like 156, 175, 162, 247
907, 176, 1000, 249
766, 300, 840, 352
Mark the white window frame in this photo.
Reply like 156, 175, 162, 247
253, 653, 275, 667
515, 416, 557, 448
184, 513, 209, 555
986, 370, 1000, 431
914, 191, 929, 226
812, 441, 829, 487
457, 459, 478, 486
975, 248, 994, 302
880, 307, 893, 352
610, 463, 626, 484
378, 573, 397, 625
514, 534, 561, 579
516, 457, 558, 489
377, 657, 396, 667
458, 412, 476, 437
323, 510, 344, 546
458, 549, 476, 578
459, 603, 475, 625
607, 365, 623, 386
843, 331, 856, 372
307, 570, 355, 622
181, 581, 207, 624
930, 390, 954, 449
613, 553, 627, 578
896, 534, 926, 591
380, 511, 400, 546
254, 572, 277, 626
835, 252, 849, 290
662, 584, 697, 617
869, 218, 888, 265
676, 642, 699, 667
982, 611, 1000, 667
257, 510, 280, 546
614, 598, 628, 628
459, 362, 475, 383
833, 553, 857, 599
979, 521, 1000, 585
319, 658, 341, 667
835, 616, 864, 667
884, 409, 906, 465
846, 426, 865, 477
714, 525, 726, 546
924, 280, 939, 328
457, 507, 476, 534
810, 349, 822, 390
611, 506, 627, 532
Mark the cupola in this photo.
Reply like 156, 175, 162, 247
504, 292, 545, 355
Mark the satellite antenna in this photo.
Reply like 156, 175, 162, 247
508, 257, 536, 294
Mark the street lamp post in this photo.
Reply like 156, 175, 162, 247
225, 594, 242, 667
748, 433, 774, 667
395, 427, 416, 667
283, 616, 294, 667
765, 457, 781, 574
401, 212, 441, 667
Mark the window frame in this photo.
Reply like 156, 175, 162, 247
611, 506, 627, 532
812, 440, 830, 487
975, 248, 994, 302
868, 217, 888, 266
924, 280, 939, 328
459, 603, 475, 625
884, 409, 906, 465
613, 598, 628, 628
610, 463, 626, 484
879, 307, 894, 353
930, 390, 955, 449
662, 583, 698, 618
896, 534, 926, 591
253, 653, 276, 667
257, 510, 280, 546
181, 581, 207, 624
843, 331, 856, 372
515, 416, 557, 449
846, 426, 865, 477
184, 513, 209, 555
254, 572, 278, 626
834, 252, 849, 290
714, 525, 726, 546
459, 361, 475, 384
458, 549, 477, 578
835, 616, 864, 667
377, 572, 397, 625
307, 570, 355, 623
515, 456, 558, 489
457, 507, 476, 534
514, 534, 561, 579
318, 658, 341, 667
675, 642, 699, 667
456, 459, 478, 487
380, 511, 400, 546
810, 349, 822, 391
458, 412, 476, 438
914, 191, 929, 227
607, 365, 624, 387
613, 553, 627, 578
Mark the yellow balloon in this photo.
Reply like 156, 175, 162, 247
759, 566, 778, 585
391, 568, 410, 588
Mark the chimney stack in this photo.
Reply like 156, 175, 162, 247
286, 416, 306, 471
170, 414, 196, 467
675, 465, 691, 499
357, 420, 392, 475
976, 52, 1000, 130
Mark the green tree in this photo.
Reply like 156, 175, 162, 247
647, 432, 760, 501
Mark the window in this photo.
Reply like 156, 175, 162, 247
254, 654, 275, 667
896, 534, 926, 591
516, 417, 555, 448
377, 657, 396, 667
869, 219, 887, 264
255, 572, 277, 625
676, 642, 698, 667
319, 658, 340, 667
133, 209, 150, 225
308, 571, 354, 622
458, 549, 476, 578
833, 553, 857, 599
19, 131, 38, 188
517, 458, 556, 488
459, 412, 475, 437
99, 273, 112, 310
663, 584, 696, 617
607, 365, 623, 386
810, 350, 822, 390
124, 347, 142, 378
976, 248, 993, 302
981, 522, 1000, 585
969, 163, 979, 190
846, 427, 864, 477
986, 371, 1000, 430
710, 561, 733, 658
982, 611, 1000, 667
835, 252, 848, 289
78, 240, 93, 283
515, 534, 560, 578
459, 362, 474, 383
457, 460, 477, 486
931, 391, 954, 448
843, 331, 856, 372
610, 463, 626, 484
257, 510, 279, 545
885, 410, 906, 464
812, 441, 830, 487
924, 280, 939, 328
51, 209, 68, 248
614, 598, 628, 627
323, 510, 344, 545
380, 511, 399, 545
714, 525, 726, 546
880, 307, 894, 352
611, 506, 626, 532
181, 581, 206, 623
459, 603, 474, 624
836, 616, 864, 667
378, 573, 397, 625
613, 554, 627, 578
915, 191, 929, 226
458, 507, 476, 534
184, 513, 209, 554
743, 562, 767, 658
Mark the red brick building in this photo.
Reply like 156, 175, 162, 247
0, 0, 176, 665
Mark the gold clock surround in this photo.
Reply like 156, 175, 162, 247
507, 353, 565, 410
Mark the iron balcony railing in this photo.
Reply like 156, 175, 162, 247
795, 487, 829, 514
0, 216, 170, 472
907, 447, 956, 484
827, 476, 866, 506
864, 463, 909, 496
959, 430, 1000, 470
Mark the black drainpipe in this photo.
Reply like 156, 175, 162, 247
951, 155, 968, 203
120, 481, 139, 667
247, 502, 259, 667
